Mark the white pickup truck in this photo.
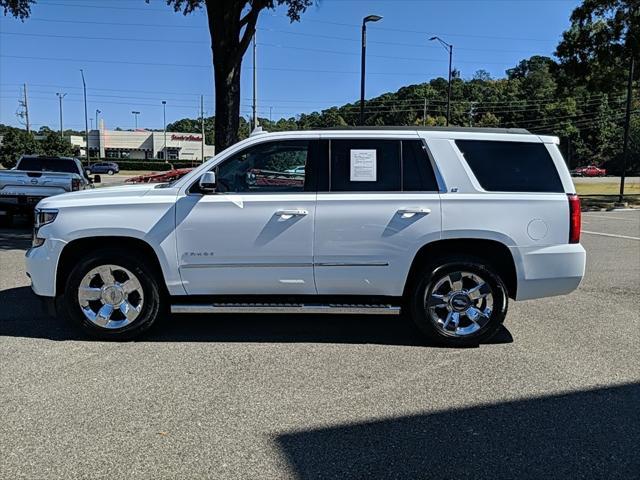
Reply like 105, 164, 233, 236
26, 127, 586, 347
0, 155, 98, 225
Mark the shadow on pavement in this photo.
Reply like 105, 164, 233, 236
0, 224, 31, 251
0, 286, 513, 346
276, 383, 640, 479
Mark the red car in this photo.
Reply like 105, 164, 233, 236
572, 165, 606, 177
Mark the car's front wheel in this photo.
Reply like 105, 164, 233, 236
62, 249, 164, 340
107, 169, 114, 175
410, 256, 508, 347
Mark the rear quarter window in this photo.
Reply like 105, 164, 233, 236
455, 140, 564, 193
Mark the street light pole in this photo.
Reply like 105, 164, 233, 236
132, 111, 140, 129
429, 36, 453, 126
162, 101, 167, 162
95, 109, 101, 161
56, 92, 67, 137
252, 30, 259, 132
80, 69, 89, 163
360, 14, 382, 126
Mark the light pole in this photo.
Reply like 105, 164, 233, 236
132, 111, 140, 129
360, 14, 382, 126
429, 36, 453, 126
95, 109, 101, 161
80, 69, 89, 163
618, 51, 635, 204
56, 92, 67, 137
162, 101, 167, 161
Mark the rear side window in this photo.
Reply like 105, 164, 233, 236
330, 139, 401, 192
455, 140, 563, 193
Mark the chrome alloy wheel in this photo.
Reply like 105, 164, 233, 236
425, 271, 494, 337
77, 264, 144, 329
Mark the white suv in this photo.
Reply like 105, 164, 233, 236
26, 127, 585, 347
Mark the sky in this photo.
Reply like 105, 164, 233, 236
0, 0, 581, 132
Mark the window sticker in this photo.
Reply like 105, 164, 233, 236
350, 149, 377, 181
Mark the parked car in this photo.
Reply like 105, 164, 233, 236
86, 162, 119, 175
26, 127, 585, 347
571, 165, 606, 177
0, 155, 98, 225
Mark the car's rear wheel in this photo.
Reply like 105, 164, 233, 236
62, 249, 164, 340
107, 169, 114, 175
409, 256, 508, 347
85, 169, 92, 176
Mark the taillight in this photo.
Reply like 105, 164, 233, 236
71, 178, 81, 191
568, 194, 581, 244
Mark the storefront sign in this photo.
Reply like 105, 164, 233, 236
171, 134, 202, 142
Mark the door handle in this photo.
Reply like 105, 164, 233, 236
276, 209, 308, 219
397, 208, 431, 218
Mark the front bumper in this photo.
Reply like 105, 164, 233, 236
25, 238, 67, 297
511, 243, 586, 301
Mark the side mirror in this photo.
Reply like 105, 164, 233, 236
199, 171, 217, 192
93, 175, 101, 184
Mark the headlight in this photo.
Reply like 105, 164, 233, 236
32, 208, 58, 247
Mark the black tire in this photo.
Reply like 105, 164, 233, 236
61, 248, 165, 340
85, 169, 92, 176
107, 170, 114, 175
409, 255, 508, 347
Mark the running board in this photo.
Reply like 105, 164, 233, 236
171, 303, 401, 315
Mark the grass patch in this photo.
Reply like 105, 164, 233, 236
575, 182, 640, 195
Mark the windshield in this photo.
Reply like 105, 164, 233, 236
18, 157, 78, 174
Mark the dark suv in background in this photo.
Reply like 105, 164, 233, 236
85, 162, 119, 175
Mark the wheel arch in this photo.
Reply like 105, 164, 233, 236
403, 238, 518, 299
56, 236, 170, 297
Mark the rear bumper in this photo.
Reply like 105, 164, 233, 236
0, 195, 45, 213
511, 243, 586, 301
25, 238, 67, 297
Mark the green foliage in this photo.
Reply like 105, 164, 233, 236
0, 127, 40, 168
40, 132, 75, 157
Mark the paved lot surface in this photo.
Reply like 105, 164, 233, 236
1, 212, 639, 479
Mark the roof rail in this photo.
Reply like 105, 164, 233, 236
319, 126, 531, 134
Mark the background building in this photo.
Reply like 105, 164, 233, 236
88, 120, 214, 161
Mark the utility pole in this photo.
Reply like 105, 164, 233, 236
269, 106, 273, 123
80, 70, 89, 163
200, 95, 205, 163
252, 31, 258, 132
17, 84, 30, 132
423, 98, 427, 126
618, 52, 635, 204
23, 84, 30, 133
56, 92, 67, 137
95, 109, 101, 160
162, 101, 167, 162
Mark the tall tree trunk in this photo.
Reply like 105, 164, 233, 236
206, 0, 256, 153
213, 58, 242, 153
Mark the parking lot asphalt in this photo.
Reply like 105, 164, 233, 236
0, 211, 639, 479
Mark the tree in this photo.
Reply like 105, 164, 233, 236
556, 0, 639, 91
0, 128, 40, 168
40, 132, 75, 157
0, 0, 34, 19
159, 0, 313, 152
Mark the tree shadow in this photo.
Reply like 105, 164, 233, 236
0, 286, 513, 346
276, 383, 640, 479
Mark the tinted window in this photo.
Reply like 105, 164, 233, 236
18, 157, 79, 174
216, 140, 309, 193
455, 140, 563, 193
402, 140, 439, 191
330, 139, 400, 192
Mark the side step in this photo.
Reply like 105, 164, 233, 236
171, 302, 401, 315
